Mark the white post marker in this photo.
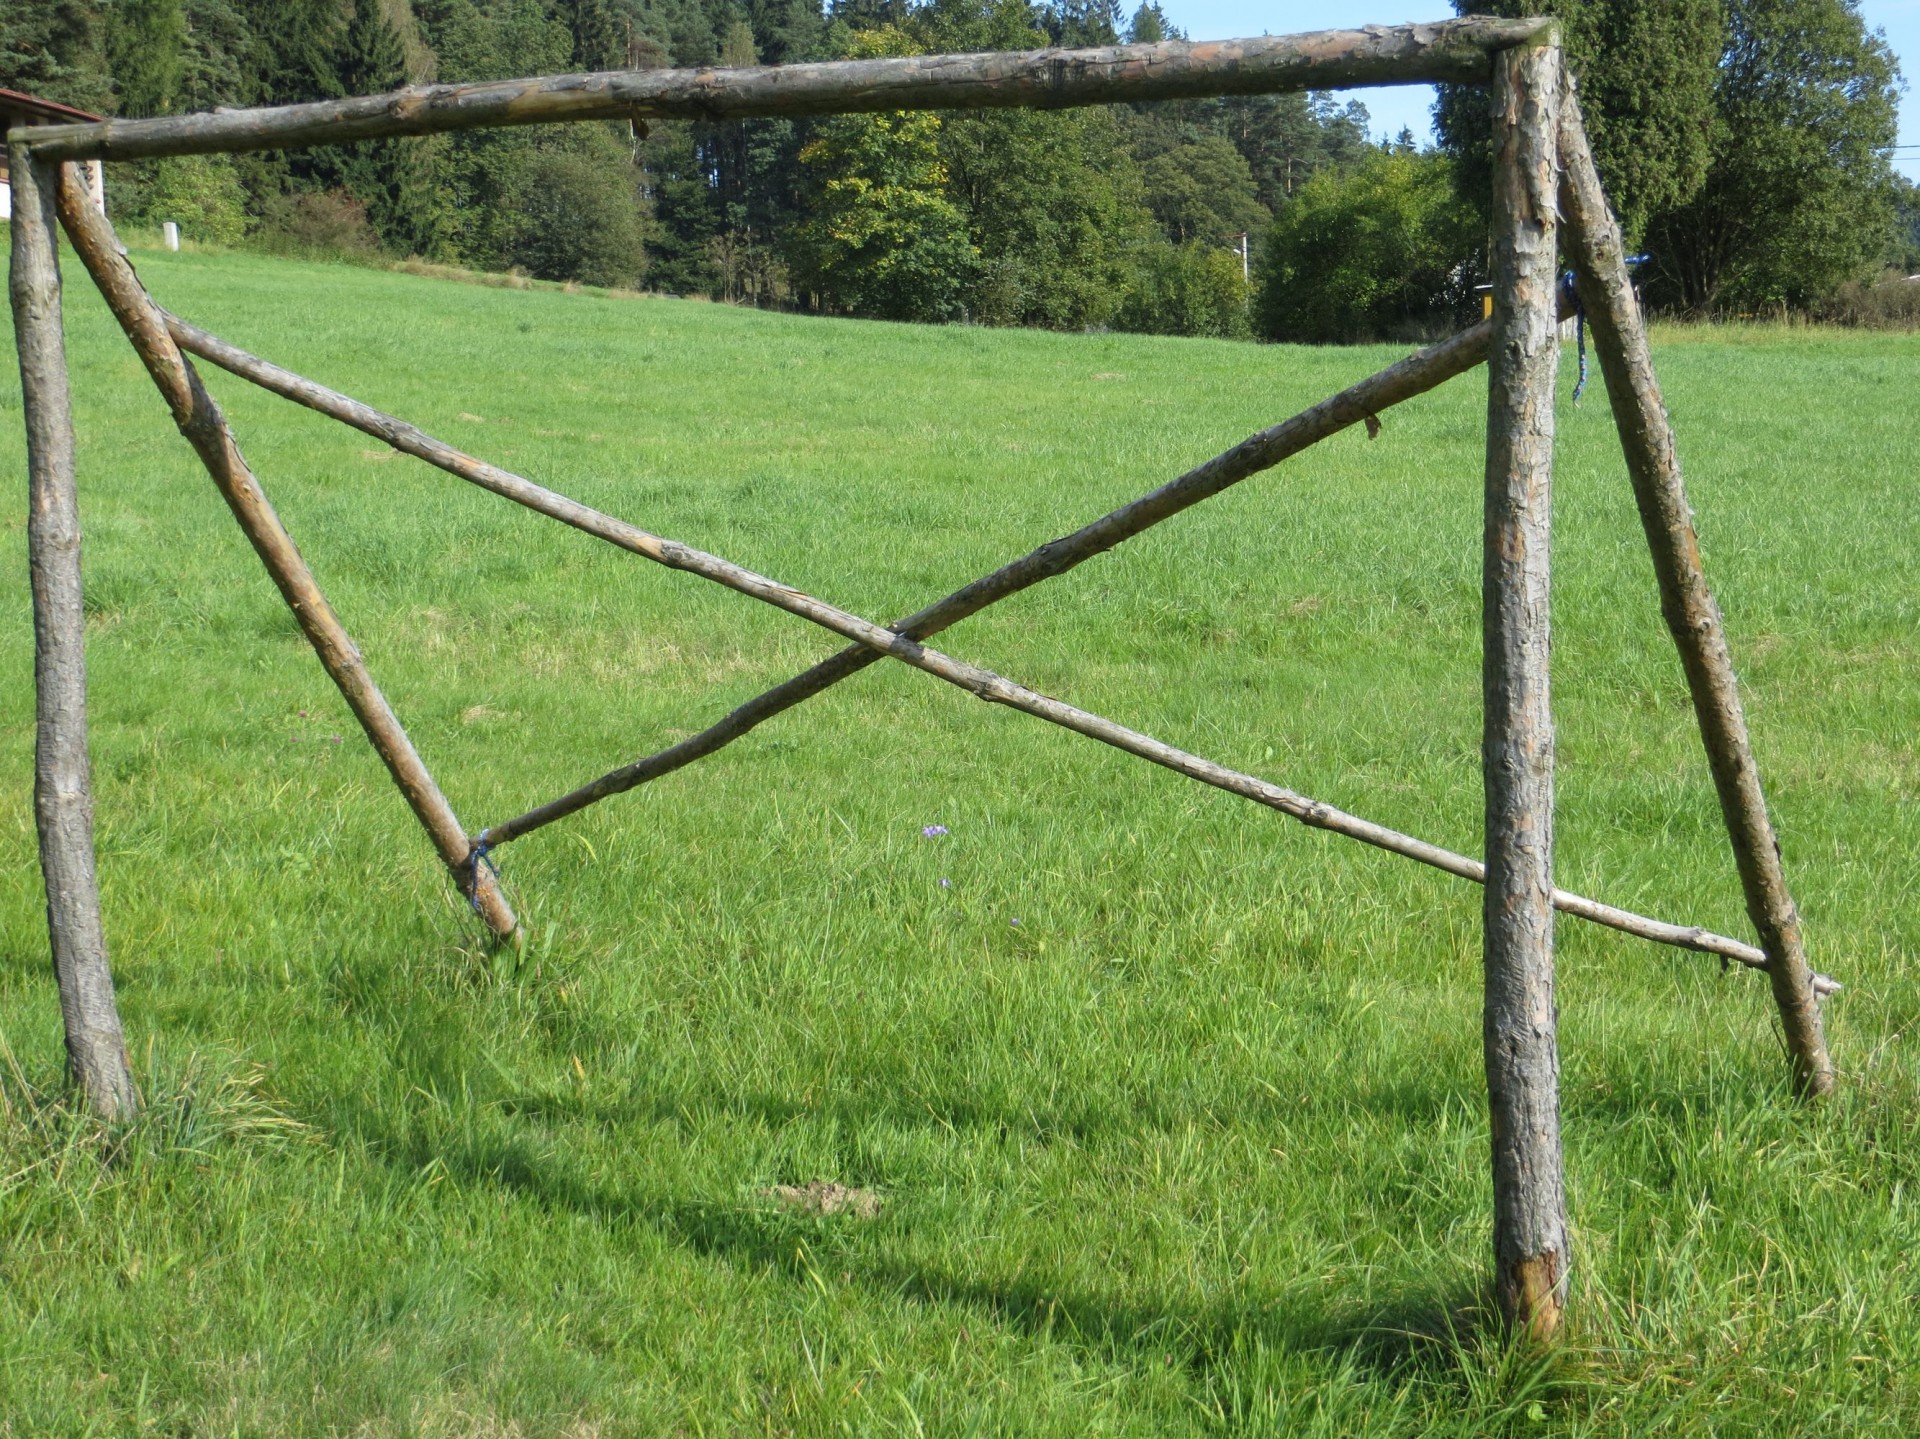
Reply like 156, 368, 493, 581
162, 221, 180, 251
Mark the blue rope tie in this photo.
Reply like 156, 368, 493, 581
465, 840, 499, 914
1573, 306, 1588, 407
1561, 269, 1589, 407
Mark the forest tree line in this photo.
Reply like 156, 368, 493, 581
5, 0, 1916, 340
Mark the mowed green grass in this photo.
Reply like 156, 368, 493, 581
1, 243, 1916, 1436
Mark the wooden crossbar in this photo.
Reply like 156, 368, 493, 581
480, 278, 1565, 844
15, 21, 1553, 164
481, 331, 1503, 844
154, 298, 1835, 995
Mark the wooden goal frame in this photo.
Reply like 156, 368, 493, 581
8, 19, 1835, 1336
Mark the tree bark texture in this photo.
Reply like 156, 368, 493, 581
151, 310, 1820, 988
52, 171, 519, 943
1483, 41, 1569, 1343
1555, 88, 1834, 1098
21, 20, 1554, 163
7, 145, 140, 1120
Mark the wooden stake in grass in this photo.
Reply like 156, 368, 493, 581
7, 145, 140, 1121
1482, 38, 1569, 1342
52, 168, 521, 946
1555, 86, 1835, 1100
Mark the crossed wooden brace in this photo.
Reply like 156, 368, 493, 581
47, 155, 1836, 1004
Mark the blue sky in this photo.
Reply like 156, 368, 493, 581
1160, 2, 1920, 181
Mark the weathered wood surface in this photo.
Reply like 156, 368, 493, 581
154, 309, 1833, 991
1555, 88, 1835, 1098
1482, 40, 1568, 1343
8, 145, 140, 1120
21, 20, 1553, 163
53, 172, 520, 943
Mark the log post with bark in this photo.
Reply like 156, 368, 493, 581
1481, 38, 1569, 1342
1555, 86, 1834, 1099
7, 144, 140, 1121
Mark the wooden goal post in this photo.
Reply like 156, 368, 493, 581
8, 20, 1836, 1338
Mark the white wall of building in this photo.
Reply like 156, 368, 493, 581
0, 159, 106, 221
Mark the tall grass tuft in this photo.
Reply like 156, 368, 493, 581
0, 1036, 315, 1199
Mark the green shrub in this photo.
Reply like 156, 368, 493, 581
254, 189, 384, 259
504, 143, 649, 290
1808, 269, 1920, 329
1118, 242, 1251, 339
1255, 149, 1480, 344
121, 154, 251, 247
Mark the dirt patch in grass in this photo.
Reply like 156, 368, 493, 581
762, 1181, 882, 1218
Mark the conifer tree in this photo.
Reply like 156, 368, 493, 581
1124, 3, 1168, 45
556, 0, 623, 70
106, 0, 188, 116
331, 1, 450, 255
1, 2, 115, 113
242, 0, 348, 105
177, 0, 255, 112
746, 0, 825, 65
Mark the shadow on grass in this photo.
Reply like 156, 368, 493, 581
480, 1066, 1490, 1155
337, 1088, 1565, 1419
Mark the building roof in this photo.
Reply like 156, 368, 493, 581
0, 88, 106, 127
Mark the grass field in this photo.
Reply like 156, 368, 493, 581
2, 243, 1917, 1436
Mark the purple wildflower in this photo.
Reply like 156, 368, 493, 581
922, 824, 948, 838
1010, 917, 1021, 927
939, 877, 951, 889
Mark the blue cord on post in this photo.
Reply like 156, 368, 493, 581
1564, 254, 1651, 409
1559, 270, 1588, 406
465, 840, 500, 915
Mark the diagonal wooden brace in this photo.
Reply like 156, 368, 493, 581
1556, 85, 1834, 1098
52, 167, 520, 944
